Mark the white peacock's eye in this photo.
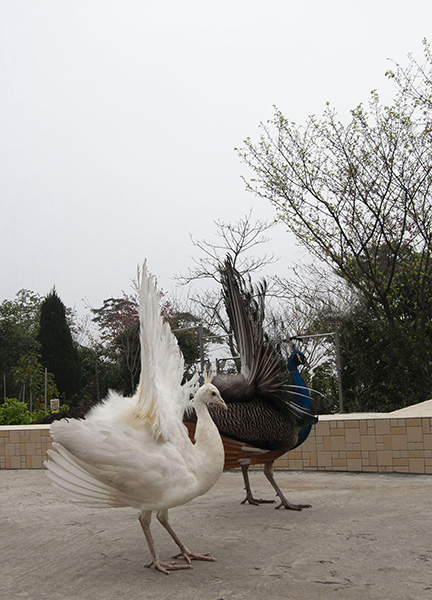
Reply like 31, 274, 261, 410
211, 391, 216, 396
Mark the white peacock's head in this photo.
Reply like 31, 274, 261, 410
195, 383, 227, 410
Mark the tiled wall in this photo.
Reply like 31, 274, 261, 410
0, 425, 52, 469
1, 416, 432, 473
274, 416, 432, 474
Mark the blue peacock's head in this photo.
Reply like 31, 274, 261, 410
288, 350, 307, 371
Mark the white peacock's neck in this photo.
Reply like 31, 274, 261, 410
192, 400, 225, 486
193, 400, 219, 445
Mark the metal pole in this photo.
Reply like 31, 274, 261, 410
44, 368, 47, 412
334, 331, 344, 413
198, 322, 205, 373
291, 332, 337, 340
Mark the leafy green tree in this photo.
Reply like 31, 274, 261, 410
37, 289, 81, 403
331, 243, 432, 410
238, 47, 432, 410
11, 352, 59, 411
92, 293, 140, 395
310, 360, 339, 413
386, 38, 432, 115
166, 310, 214, 370
77, 344, 122, 404
339, 312, 430, 412
0, 290, 42, 400
238, 93, 432, 330
91, 288, 208, 393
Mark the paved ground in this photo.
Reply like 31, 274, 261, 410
1, 469, 432, 600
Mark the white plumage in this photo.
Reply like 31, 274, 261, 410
45, 262, 227, 574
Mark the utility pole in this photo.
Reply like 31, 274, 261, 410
44, 368, 47, 412
198, 322, 205, 373
334, 331, 344, 413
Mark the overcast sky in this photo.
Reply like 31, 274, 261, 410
1, 1, 431, 314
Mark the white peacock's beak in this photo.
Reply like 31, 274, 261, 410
212, 394, 228, 411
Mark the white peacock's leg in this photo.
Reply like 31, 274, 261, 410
156, 510, 216, 563
263, 461, 312, 510
138, 510, 191, 574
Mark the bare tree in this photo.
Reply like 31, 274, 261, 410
177, 210, 277, 286
176, 211, 280, 363
236, 46, 432, 409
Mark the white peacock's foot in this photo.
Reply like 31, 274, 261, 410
171, 549, 216, 564
275, 501, 312, 511
144, 560, 193, 575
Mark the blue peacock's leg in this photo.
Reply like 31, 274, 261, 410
240, 464, 276, 505
263, 462, 312, 510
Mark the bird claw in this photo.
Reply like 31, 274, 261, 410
144, 560, 192, 574
275, 502, 312, 511
171, 550, 216, 563
241, 496, 276, 506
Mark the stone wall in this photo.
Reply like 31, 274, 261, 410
274, 415, 432, 474
1, 415, 432, 473
0, 425, 52, 469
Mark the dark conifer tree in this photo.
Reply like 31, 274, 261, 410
37, 288, 80, 403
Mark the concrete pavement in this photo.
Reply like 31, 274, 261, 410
1, 469, 431, 600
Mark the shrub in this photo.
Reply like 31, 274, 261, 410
0, 398, 31, 425
0, 398, 70, 425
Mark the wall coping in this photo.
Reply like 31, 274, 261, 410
320, 413, 432, 420
2, 412, 431, 472
0, 424, 50, 430
1, 410, 432, 431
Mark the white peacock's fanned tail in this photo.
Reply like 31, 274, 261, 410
134, 262, 190, 441
46, 442, 129, 508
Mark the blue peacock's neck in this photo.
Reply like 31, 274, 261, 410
288, 366, 311, 410
287, 354, 315, 449
289, 368, 305, 390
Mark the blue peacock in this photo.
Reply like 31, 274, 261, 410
185, 257, 319, 510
